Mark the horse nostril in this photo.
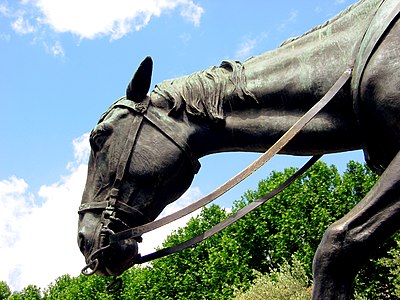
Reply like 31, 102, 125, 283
78, 232, 86, 253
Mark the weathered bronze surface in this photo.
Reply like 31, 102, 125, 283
77, 0, 400, 298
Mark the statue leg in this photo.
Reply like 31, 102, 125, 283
312, 150, 400, 300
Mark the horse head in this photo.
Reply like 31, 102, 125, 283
77, 57, 199, 276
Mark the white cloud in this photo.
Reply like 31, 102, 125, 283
0, 177, 34, 248
0, 135, 90, 291
235, 38, 257, 61
11, 16, 36, 34
180, 1, 203, 27
278, 9, 299, 31
288, 10, 299, 22
0, 3, 10, 16
0, 132, 203, 291
43, 40, 65, 58
50, 40, 65, 58
4, 0, 204, 41
235, 32, 268, 61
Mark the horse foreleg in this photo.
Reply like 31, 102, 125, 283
312, 150, 400, 300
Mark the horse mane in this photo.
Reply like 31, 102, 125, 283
153, 60, 257, 122
280, 0, 370, 47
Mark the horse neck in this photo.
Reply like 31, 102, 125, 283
151, 0, 382, 158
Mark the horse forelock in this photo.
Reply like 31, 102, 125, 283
152, 60, 257, 122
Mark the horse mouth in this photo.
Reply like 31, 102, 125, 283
82, 236, 140, 277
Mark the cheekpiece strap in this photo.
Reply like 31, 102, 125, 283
113, 98, 149, 114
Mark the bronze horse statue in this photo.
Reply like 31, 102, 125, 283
77, 0, 400, 298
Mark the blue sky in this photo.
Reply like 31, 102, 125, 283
0, 0, 363, 291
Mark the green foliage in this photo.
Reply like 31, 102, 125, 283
0, 281, 11, 300
232, 258, 311, 300
42, 274, 117, 300
229, 160, 379, 278
8, 285, 41, 300
353, 233, 400, 299
382, 236, 400, 297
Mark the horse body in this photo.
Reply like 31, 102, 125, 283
78, 0, 400, 298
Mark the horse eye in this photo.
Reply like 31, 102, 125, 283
90, 135, 107, 152
90, 124, 113, 152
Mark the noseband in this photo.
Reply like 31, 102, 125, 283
79, 96, 201, 275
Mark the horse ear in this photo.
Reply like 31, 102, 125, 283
126, 56, 153, 102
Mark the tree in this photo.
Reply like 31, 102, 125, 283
42, 274, 117, 300
8, 285, 42, 300
228, 160, 379, 277
0, 281, 11, 300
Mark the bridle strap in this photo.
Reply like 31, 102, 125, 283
144, 112, 201, 173
78, 98, 150, 216
78, 201, 151, 221
113, 110, 145, 192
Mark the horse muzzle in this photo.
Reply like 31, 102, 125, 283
81, 227, 140, 277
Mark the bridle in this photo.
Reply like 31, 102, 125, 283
79, 0, 400, 290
